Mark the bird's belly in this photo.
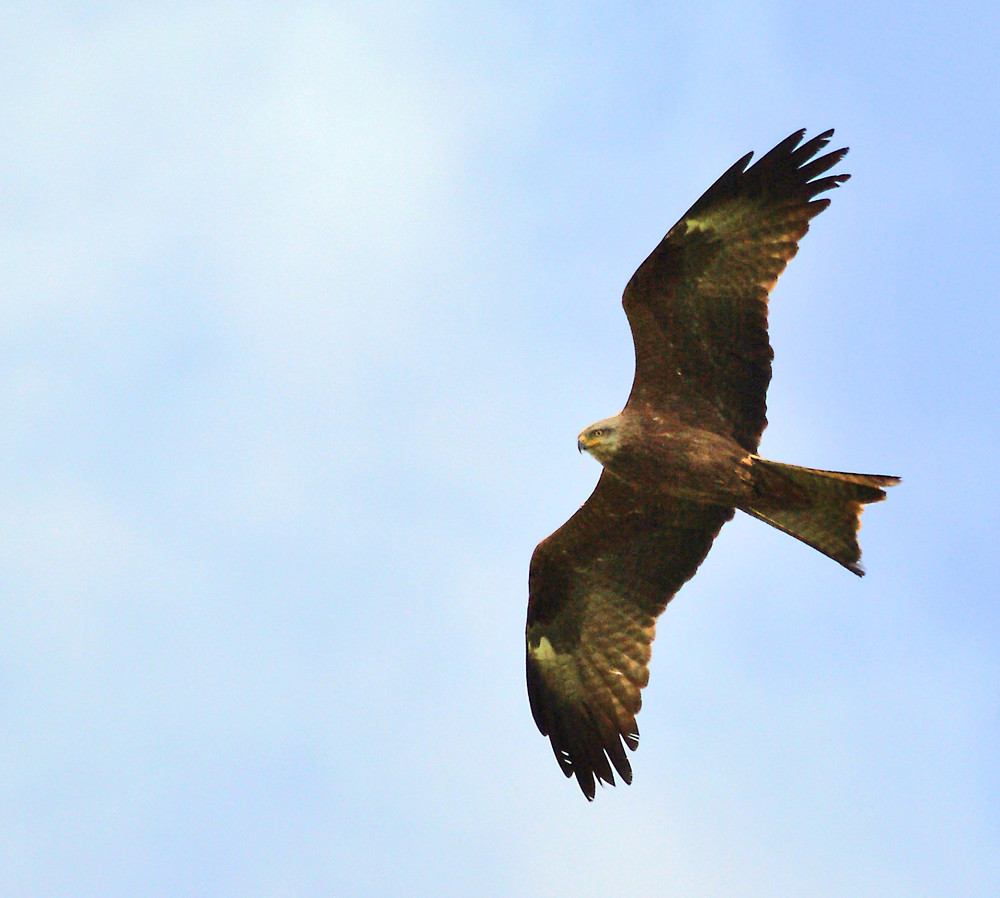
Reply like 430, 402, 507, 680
610, 427, 753, 506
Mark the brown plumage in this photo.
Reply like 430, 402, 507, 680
526, 129, 899, 800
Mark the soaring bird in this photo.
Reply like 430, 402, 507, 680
525, 129, 898, 800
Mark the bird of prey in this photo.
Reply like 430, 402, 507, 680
525, 129, 898, 800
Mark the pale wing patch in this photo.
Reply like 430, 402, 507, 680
680, 198, 746, 236
530, 635, 559, 663
528, 635, 588, 704
682, 216, 715, 233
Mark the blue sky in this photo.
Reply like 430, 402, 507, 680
2, 3, 998, 896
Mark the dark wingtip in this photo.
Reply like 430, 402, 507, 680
719, 128, 852, 209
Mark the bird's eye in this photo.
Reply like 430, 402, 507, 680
594, 429, 603, 437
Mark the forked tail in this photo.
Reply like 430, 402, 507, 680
742, 459, 900, 576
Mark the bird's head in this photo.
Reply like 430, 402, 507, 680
577, 416, 623, 465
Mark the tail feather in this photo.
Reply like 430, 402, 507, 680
742, 459, 900, 576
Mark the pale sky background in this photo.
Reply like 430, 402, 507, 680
2, 3, 998, 896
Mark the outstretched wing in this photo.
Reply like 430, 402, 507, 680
526, 473, 733, 799
623, 129, 849, 451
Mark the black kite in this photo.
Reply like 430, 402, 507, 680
525, 129, 898, 800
